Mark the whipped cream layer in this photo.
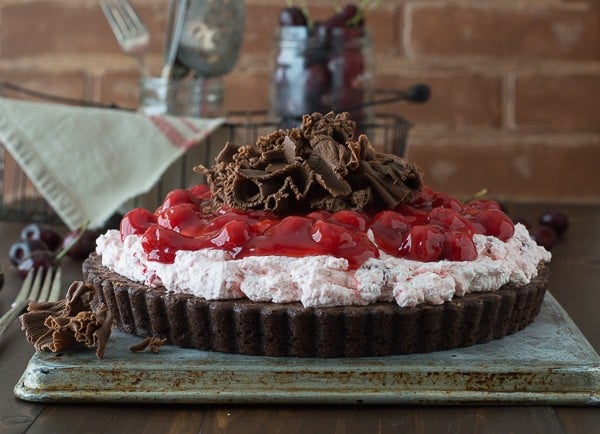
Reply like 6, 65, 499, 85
96, 224, 550, 308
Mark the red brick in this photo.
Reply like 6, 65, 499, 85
376, 72, 502, 129
223, 70, 270, 112
406, 132, 600, 202
407, 3, 600, 59
0, 2, 121, 57
515, 72, 600, 131
98, 72, 140, 110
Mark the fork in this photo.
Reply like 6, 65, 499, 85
100, 0, 150, 73
0, 268, 62, 341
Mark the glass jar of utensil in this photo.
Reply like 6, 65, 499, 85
138, 76, 224, 118
270, 25, 374, 129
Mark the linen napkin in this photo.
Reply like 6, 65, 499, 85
0, 97, 225, 230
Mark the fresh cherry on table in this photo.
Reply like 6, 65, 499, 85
20, 223, 62, 251
62, 229, 100, 260
279, 6, 307, 26
9, 239, 49, 266
17, 250, 59, 279
539, 209, 569, 236
531, 225, 558, 251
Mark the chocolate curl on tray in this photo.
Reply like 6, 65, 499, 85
129, 337, 168, 354
19, 281, 113, 359
196, 112, 423, 214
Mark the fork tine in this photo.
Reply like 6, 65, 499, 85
28, 268, 44, 302
48, 268, 62, 302
118, 0, 148, 34
13, 268, 34, 307
37, 268, 53, 302
101, 0, 127, 41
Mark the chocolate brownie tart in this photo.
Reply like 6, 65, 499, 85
84, 112, 551, 358
83, 255, 548, 357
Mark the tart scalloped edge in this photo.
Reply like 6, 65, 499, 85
83, 253, 549, 358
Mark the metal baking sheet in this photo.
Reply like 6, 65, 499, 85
14, 293, 600, 405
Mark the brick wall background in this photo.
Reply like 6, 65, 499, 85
0, 0, 598, 203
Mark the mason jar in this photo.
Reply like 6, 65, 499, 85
270, 25, 374, 129
139, 76, 224, 118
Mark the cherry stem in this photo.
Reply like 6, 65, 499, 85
470, 188, 489, 200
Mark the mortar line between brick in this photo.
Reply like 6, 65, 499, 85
403, 2, 414, 59
503, 72, 517, 131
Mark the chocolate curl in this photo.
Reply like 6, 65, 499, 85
129, 337, 168, 354
20, 281, 114, 359
92, 307, 113, 359
197, 111, 423, 215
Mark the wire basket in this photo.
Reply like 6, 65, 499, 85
0, 110, 411, 226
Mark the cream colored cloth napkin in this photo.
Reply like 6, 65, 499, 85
0, 98, 225, 230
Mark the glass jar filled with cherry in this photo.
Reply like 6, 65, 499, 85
270, 3, 374, 129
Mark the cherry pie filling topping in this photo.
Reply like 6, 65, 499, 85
120, 185, 514, 270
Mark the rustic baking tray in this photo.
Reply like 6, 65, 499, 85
14, 293, 600, 405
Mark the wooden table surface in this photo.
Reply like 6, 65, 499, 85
1, 203, 598, 434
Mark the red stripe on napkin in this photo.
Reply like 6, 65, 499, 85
149, 115, 189, 149
180, 117, 201, 133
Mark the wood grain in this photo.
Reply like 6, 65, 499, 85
1, 205, 599, 434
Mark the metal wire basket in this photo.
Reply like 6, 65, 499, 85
0, 110, 411, 226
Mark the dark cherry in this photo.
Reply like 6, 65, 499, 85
339, 4, 359, 21
17, 250, 58, 279
539, 209, 569, 236
62, 229, 100, 260
20, 223, 62, 251
532, 225, 558, 251
9, 239, 49, 265
279, 7, 307, 26
303, 62, 331, 112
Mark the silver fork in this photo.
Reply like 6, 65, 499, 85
0, 268, 62, 340
100, 0, 150, 73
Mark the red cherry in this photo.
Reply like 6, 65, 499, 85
156, 203, 205, 237
311, 220, 378, 268
464, 199, 502, 213
409, 186, 435, 210
532, 225, 558, 251
62, 229, 100, 260
142, 225, 210, 263
187, 184, 212, 200
9, 239, 49, 265
370, 210, 411, 255
400, 225, 445, 262
431, 192, 464, 212
443, 231, 478, 261
21, 223, 62, 251
279, 7, 307, 26
210, 220, 251, 253
120, 208, 157, 238
428, 208, 474, 235
155, 189, 199, 215
539, 209, 569, 236
394, 205, 429, 225
17, 250, 58, 279
331, 210, 369, 231
466, 209, 514, 241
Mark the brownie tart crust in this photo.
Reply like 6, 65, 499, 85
83, 254, 549, 358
